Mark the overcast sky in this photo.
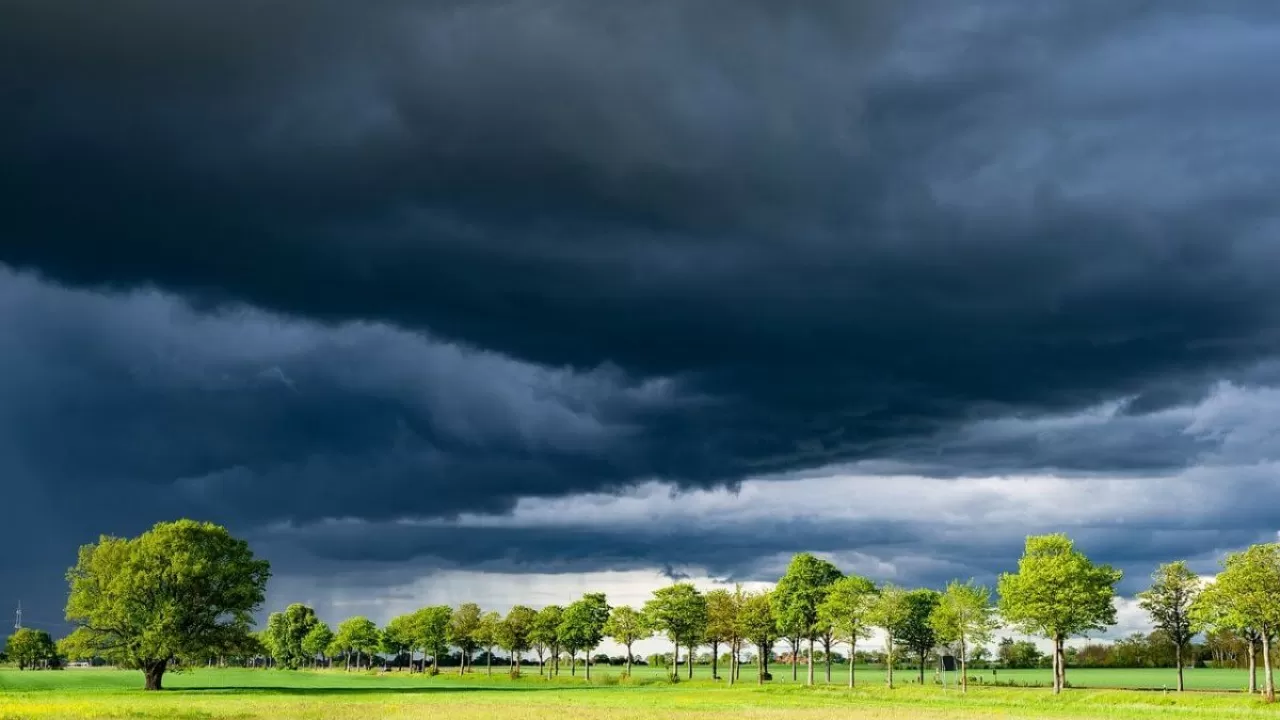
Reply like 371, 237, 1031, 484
3, 0, 1280, 655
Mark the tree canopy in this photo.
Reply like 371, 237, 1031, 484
997, 533, 1122, 694
559, 593, 610, 679
1137, 561, 1202, 692
603, 605, 649, 676
818, 574, 877, 688
63, 519, 271, 690
644, 583, 707, 680
5, 628, 57, 670
497, 605, 537, 672
930, 580, 998, 692
772, 553, 842, 685
263, 603, 321, 670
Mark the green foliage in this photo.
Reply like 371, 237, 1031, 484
931, 580, 997, 689
603, 606, 650, 651
383, 613, 418, 660
299, 623, 332, 665
560, 593, 611, 658
772, 553, 843, 642
5, 628, 57, 669
331, 616, 380, 668
738, 590, 777, 653
643, 583, 706, 676
473, 611, 503, 665
704, 589, 741, 648
63, 519, 271, 689
263, 604, 321, 669
413, 606, 454, 672
819, 575, 878, 647
497, 605, 538, 659
867, 583, 911, 686
895, 588, 941, 666
1137, 561, 1202, 689
998, 534, 1122, 641
449, 603, 482, 663
529, 605, 564, 665
1195, 543, 1280, 700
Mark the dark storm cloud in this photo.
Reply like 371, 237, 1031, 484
5, 0, 1280, 486
5, 0, 1280, 622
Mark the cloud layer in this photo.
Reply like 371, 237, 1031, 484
2, 0, 1280, 628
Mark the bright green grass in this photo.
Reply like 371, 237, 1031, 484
2, 667, 1278, 720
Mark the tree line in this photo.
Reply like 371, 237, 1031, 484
8, 520, 1280, 702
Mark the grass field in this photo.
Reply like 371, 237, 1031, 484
3, 667, 1279, 720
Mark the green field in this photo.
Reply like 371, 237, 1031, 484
3, 667, 1279, 720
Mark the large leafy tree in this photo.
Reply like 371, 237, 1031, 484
413, 606, 453, 675
896, 588, 941, 685
473, 611, 502, 675
530, 605, 563, 676
5, 628, 57, 670
867, 583, 911, 688
603, 605, 649, 676
497, 605, 537, 673
559, 593, 610, 680
1198, 544, 1280, 701
332, 616, 380, 671
63, 519, 271, 690
643, 583, 707, 681
997, 534, 1122, 694
301, 623, 333, 668
448, 603, 482, 675
818, 575, 877, 688
1137, 561, 1202, 692
772, 553, 842, 686
264, 604, 322, 670
737, 590, 776, 685
929, 580, 998, 693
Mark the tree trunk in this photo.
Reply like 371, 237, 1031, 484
672, 637, 680, 680
919, 651, 925, 685
586, 651, 592, 681
688, 644, 694, 679
1249, 637, 1258, 694
885, 632, 894, 689
143, 660, 167, 691
757, 642, 765, 685
848, 639, 856, 688
1263, 632, 1275, 702
792, 640, 798, 681
571, 652, 577, 676
960, 637, 967, 694
1053, 636, 1065, 695
807, 638, 816, 686
1176, 642, 1184, 692
712, 640, 719, 680
625, 643, 633, 677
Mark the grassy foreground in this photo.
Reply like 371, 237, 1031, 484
2, 667, 1278, 720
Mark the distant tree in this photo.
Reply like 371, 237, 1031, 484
705, 587, 743, 683
411, 606, 453, 675
5, 628, 56, 670
738, 590, 777, 685
332, 617, 380, 671
868, 583, 912, 688
1196, 544, 1280, 701
1138, 561, 1203, 692
264, 604, 322, 670
448, 603, 482, 675
63, 519, 271, 690
497, 606, 537, 674
930, 580, 998, 692
998, 534, 1122, 694
530, 605, 564, 676
644, 583, 707, 681
473, 611, 502, 676
301, 623, 333, 669
819, 574, 878, 688
559, 594, 610, 680
772, 553, 842, 686
603, 606, 649, 677
897, 589, 941, 684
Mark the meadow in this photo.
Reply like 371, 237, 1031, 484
2, 666, 1278, 720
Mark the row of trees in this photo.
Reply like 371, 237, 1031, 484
35, 520, 1280, 701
